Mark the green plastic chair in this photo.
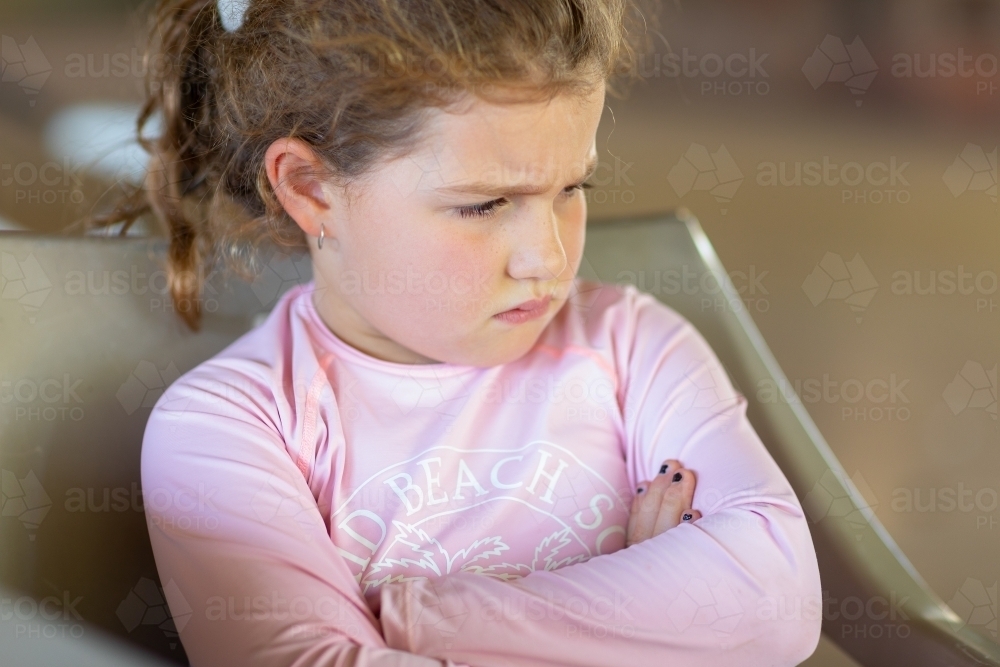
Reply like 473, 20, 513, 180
578, 210, 1000, 667
0, 210, 996, 666
0, 231, 287, 665
0, 581, 176, 667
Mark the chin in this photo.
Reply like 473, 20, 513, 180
436, 336, 535, 368
428, 313, 552, 367
486, 332, 547, 367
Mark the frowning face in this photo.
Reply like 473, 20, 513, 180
269, 81, 606, 367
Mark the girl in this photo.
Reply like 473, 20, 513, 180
101, 0, 822, 664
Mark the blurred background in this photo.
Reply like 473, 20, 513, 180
0, 0, 997, 665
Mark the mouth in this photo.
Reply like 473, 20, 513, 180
492, 294, 553, 324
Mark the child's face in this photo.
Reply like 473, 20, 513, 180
275, 81, 606, 367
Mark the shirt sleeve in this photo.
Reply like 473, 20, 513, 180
376, 290, 823, 667
141, 365, 469, 667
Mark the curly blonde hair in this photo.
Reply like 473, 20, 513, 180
86, 0, 659, 331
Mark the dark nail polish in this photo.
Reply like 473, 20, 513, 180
636, 486, 645, 494
682, 513, 693, 521
659, 464, 668, 475
672, 472, 682, 482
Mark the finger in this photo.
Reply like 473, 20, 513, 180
631, 460, 680, 542
630, 481, 663, 545
626, 482, 649, 547
656, 459, 681, 477
681, 509, 702, 524
676, 466, 696, 509
652, 467, 692, 536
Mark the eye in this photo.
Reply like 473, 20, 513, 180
566, 182, 593, 196
456, 182, 593, 219
458, 197, 508, 219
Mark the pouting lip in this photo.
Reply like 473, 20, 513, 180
499, 293, 553, 314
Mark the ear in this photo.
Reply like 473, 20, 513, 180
264, 138, 334, 238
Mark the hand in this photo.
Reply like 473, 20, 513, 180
625, 459, 701, 547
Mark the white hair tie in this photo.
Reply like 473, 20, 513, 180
218, 0, 250, 33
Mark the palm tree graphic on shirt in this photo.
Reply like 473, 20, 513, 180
360, 519, 590, 594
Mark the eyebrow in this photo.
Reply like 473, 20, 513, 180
436, 155, 600, 197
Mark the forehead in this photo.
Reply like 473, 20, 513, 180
408, 85, 606, 188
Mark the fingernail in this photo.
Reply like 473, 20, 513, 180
682, 513, 693, 521
672, 472, 682, 482
658, 464, 669, 475
636, 486, 645, 494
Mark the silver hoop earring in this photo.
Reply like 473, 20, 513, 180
318, 224, 324, 250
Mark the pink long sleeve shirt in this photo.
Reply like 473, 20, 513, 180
141, 277, 822, 667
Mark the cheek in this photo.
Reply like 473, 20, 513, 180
562, 200, 587, 272
397, 222, 478, 277
369, 232, 496, 317
353, 193, 501, 316
429, 242, 498, 313
349, 200, 436, 274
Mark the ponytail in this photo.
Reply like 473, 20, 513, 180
79, 0, 658, 333
82, 0, 260, 332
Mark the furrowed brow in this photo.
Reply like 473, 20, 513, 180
437, 155, 600, 197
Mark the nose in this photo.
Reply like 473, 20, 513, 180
505, 206, 569, 283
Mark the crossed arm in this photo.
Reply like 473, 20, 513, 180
372, 310, 823, 666
142, 310, 821, 667
144, 381, 819, 667
377, 394, 823, 667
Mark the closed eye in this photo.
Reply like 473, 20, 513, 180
458, 197, 507, 219
457, 182, 593, 219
